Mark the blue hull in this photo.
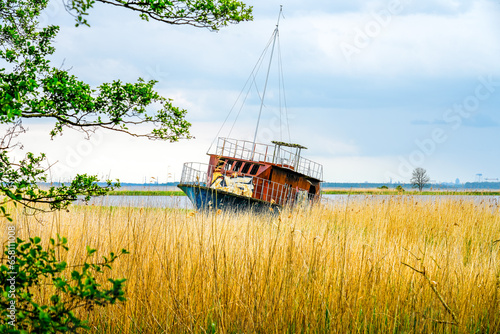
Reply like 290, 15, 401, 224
178, 183, 281, 213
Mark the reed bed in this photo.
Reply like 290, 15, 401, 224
322, 188, 500, 196
5, 196, 500, 333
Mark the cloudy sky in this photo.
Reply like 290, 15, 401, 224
10, 0, 500, 184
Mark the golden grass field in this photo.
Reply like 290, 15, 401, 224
5, 195, 500, 333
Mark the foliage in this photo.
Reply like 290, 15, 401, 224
0, 0, 252, 218
0, 124, 117, 221
0, 0, 192, 141
67, 0, 253, 30
411, 167, 431, 192
0, 234, 128, 333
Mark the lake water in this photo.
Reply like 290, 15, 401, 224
76, 194, 500, 210
76, 195, 193, 209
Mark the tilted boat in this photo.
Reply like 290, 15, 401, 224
178, 7, 323, 212
178, 138, 323, 212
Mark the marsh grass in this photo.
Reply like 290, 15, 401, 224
4, 196, 500, 333
322, 188, 500, 196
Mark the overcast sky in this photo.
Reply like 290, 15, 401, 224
9, 0, 500, 184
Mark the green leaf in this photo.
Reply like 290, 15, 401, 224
86, 246, 97, 256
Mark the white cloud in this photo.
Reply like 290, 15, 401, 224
307, 1, 500, 76
319, 155, 399, 182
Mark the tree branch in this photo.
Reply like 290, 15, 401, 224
401, 262, 458, 326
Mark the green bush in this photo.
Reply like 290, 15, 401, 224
0, 234, 128, 333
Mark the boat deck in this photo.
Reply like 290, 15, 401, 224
208, 137, 323, 181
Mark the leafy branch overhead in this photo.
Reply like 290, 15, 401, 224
0, 0, 253, 215
0, 123, 117, 222
1, 0, 194, 141
22, 72, 192, 141
66, 0, 253, 30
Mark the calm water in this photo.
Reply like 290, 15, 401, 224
76, 195, 194, 209
76, 194, 500, 209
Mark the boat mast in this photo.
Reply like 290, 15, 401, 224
251, 6, 283, 159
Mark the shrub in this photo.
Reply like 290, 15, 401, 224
0, 235, 128, 333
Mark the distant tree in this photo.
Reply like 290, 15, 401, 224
411, 168, 430, 192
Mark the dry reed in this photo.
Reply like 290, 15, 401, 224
3, 196, 500, 333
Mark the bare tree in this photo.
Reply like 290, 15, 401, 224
411, 168, 430, 191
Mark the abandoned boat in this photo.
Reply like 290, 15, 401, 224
178, 138, 323, 212
177, 7, 323, 212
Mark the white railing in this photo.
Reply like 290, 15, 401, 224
179, 162, 211, 186
209, 137, 323, 180
179, 162, 320, 206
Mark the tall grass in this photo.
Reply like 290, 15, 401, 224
322, 188, 500, 196
5, 196, 500, 333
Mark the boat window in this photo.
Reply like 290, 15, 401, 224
216, 159, 225, 169
250, 164, 260, 175
225, 160, 234, 171
233, 161, 243, 172
241, 163, 251, 174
